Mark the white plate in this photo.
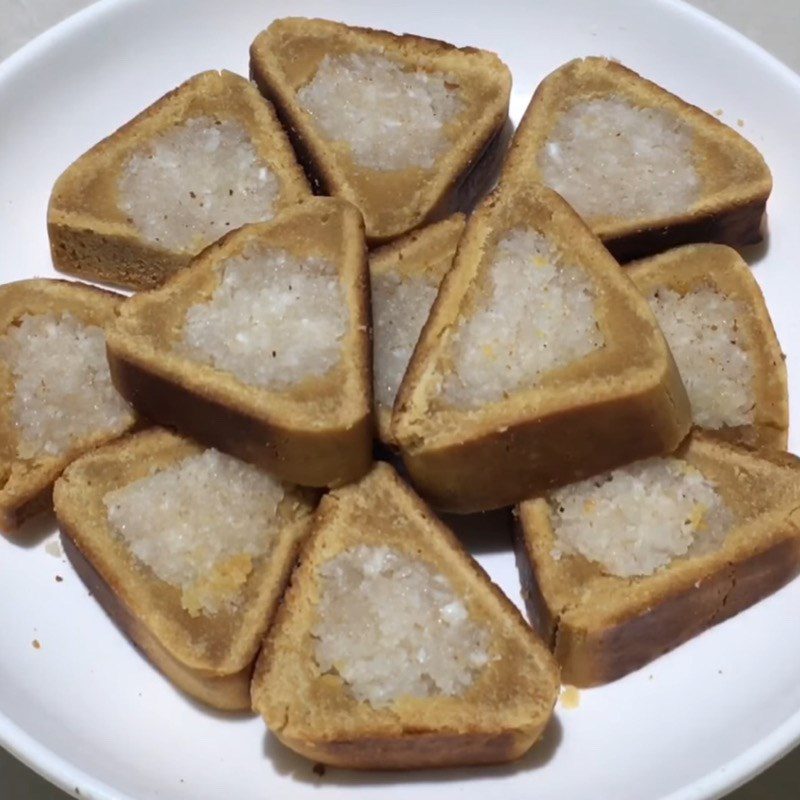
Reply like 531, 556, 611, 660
2, 1, 800, 798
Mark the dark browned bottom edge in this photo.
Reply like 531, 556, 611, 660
511, 515, 558, 648
433, 116, 514, 222
514, 527, 800, 687
59, 523, 254, 710
607, 198, 767, 263
48, 222, 190, 292
108, 350, 372, 488
0, 484, 54, 534
276, 727, 535, 770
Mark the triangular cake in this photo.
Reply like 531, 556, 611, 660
370, 213, 465, 445
515, 432, 800, 687
249, 18, 511, 245
251, 462, 559, 769
628, 243, 787, 448
0, 279, 136, 530
501, 57, 772, 261
48, 70, 311, 290
392, 182, 691, 513
106, 198, 373, 488
54, 429, 316, 710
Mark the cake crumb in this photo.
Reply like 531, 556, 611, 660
32, 639, 41, 650
55, 575, 63, 583
560, 685, 580, 709
737, 118, 745, 127
715, 108, 724, 117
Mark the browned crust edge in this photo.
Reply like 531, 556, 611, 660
0, 484, 54, 532
370, 213, 467, 447
59, 522, 256, 711
273, 727, 536, 770
107, 350, 373, 488
48, 223, 191, 292
512, 511, 558, 649
425, 115, 513, 226
608, 197, 768, 263
398, 372, 689, 513
513, 512, 800, 687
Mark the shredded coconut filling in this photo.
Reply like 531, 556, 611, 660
538, 98, 700, 221
550, 457, 734, 577
179, 245, 348, 389
104, 449, 284, 616
0, 312, 133, 459
298, 53, 463, 171
313, 545, 491, 707
649, 286, 755, 429
442, 229, 604, 407
371, 272, 439, 410
118, 116, 279, 252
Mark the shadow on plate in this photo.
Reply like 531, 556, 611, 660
740, 220, 770, 267
262, 715, 563, 786
2, 510, 58, 548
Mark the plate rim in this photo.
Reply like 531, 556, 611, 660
1, 0, 799, 798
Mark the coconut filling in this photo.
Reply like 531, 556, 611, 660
297, 52, 464, 171
104, 449, 285, 616
178, 245, 349, 390
371, 271, 440, 410
0, 313, 133, 459
538, 97, 701, 222
312, 545, 492, 708
550, 457, 735, 578
118, 116, 280, 252
648, 286, 755, 429
441, 229, 604, 408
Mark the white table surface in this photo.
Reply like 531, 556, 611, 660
1, 0, 799, 797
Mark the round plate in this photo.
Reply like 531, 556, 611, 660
2, 1, 800, 798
